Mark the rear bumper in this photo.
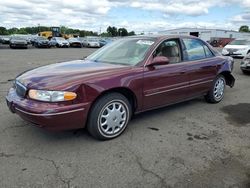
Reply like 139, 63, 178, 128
6, 88, 90, 131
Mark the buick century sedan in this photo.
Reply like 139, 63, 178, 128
6, 35, 235, 140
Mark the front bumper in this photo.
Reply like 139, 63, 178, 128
6, 88, 90, 131
241, 65, 250, 71
222, 50, 247, 57
70, 43, 82, 47
58, 43, 69, 47
10, 43, 27, 48
37, 43, 50, 47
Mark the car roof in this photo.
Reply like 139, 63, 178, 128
126, 34, 198, 40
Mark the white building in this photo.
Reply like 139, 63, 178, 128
158, 28, 250, 42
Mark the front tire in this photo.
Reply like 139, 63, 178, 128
87, 93, 132, 140
205, 75, 226, 103
242, 70, 249, 75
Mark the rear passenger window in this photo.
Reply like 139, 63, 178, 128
183, 38, 206, 61
203, 45, 214, 58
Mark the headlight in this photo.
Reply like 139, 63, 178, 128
28, 89, 77, 102
222, 48, 228, 54
239, 48, 248, 51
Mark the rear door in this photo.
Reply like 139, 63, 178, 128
181, 38, 218, 98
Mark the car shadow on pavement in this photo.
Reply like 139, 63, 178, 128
132, 97, 204, 122
14, 97, 205, 143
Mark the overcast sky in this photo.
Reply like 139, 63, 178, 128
1, 0, 250, 33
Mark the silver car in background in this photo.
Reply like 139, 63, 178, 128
9, 36, 28, 49
49, 37, 70, 48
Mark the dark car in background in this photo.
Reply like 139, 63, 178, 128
9, 36, 28, 49
34, 36, 50, 48
99, 38, 113, 47
6, 35, 235, 140
68, 38, 82, 48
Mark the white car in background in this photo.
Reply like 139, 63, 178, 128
222, 39, 250, 57
49, 37, 70, 48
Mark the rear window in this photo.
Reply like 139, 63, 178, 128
183, 38, 206, 61
183, 38, 214, 61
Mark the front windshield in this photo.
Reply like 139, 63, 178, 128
88, 38, 99, 42
37, 37, 46, 40
69, 38, 79, 42
86, 38, 155, 66
11, 36, 25, 40
56, 37, 65, 41
229, 40, 250, 45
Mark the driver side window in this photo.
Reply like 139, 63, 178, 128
154, 39, 181, 64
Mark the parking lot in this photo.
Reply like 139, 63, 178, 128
0, 46, 250, 188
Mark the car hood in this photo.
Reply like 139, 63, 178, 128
57, 40, 68, 43
69, 40, 80, 43
11, 39, 27, 43
38, 40, 49, 42
89, 42, 99, 44
16, 60, 131, 90
224, 45, 249, 49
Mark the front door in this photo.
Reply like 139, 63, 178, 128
143, 39, 189, 110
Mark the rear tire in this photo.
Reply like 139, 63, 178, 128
87, 93, 132, 140
205, 75, 226, 103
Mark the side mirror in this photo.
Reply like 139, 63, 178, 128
148, 56, 169, 66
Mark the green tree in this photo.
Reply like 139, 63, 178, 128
60, 26, 68, 34
0, 27, 8, 35
118, 28, 128, 36
17, 28, 28, 34
7, 28, 18, 35
239, 25, 249, 32
128, 31, 135, 36
100, 32, 110, 37
107, 26, 118, 37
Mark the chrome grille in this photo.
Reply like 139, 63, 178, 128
15, 81, 27, 98
227, 49, 238, 53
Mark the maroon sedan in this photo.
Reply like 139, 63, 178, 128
6, 35, 235, 140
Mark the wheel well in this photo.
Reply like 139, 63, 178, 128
220, 71, 235, 88
98, 88, 137, 111
85, 88, 137, 129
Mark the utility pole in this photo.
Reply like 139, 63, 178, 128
38, 23, 40, 34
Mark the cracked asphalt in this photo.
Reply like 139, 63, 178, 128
0, 46, 250, 188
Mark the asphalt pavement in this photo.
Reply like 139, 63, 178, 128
0, 46, 250, 188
